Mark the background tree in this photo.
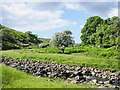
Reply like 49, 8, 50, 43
80, 16, 103, 45
50, 30, 75, 53
80, 16, 120, 47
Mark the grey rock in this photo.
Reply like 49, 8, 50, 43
74, 75, 80, 81
1, 57, 119, 88
92, 79, 97, 83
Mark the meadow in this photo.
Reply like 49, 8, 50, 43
1, 46, 119, 71
1, 45, 120, 88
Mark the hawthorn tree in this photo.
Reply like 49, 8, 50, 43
50, 30, 75, 53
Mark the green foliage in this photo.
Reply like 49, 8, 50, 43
25, 31, 41, 44
1, 64, 96, 88
81, 16, 120, 47
0, 25, 42, 50
50, 30, 75, 53
50, 30, 75, 47
80, 16, 103, 45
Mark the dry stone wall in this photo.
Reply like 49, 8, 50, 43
1, 57, 120, 88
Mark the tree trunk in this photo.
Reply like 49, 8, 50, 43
61, 45, 65, 53
61, 49, 64, 53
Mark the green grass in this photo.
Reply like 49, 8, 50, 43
25, 46, 120, 59
0, 64, 2, 89
1, 64, 97, 88
1, 48, 119, 71
1, 46, 119, 88
70, 46, 120, 59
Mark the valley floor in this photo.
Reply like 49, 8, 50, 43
1, 48, 119, 71
1, 47, 119, 88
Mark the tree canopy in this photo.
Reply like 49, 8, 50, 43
50, 30, 75, 53
80, 16, 120, 47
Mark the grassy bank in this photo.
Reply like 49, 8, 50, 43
1, 64, 96, 88
1, 47, 119, 71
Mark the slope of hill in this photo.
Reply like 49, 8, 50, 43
0, 24, 42, 50
39, 38, 50, 44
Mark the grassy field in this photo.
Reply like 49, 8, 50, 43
21, 46, 120, 59
1, 64, 97, 88
1, 46, 119, 71
1, 46, 119, 88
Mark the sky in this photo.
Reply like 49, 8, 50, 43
1, 0, 119, 43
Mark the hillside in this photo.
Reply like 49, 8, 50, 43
0, 24, 42, 50
39, 38, 51, 44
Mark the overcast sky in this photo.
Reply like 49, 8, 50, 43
1, 0, 119, 43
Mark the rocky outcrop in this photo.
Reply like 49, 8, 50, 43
1, 57, 120, 88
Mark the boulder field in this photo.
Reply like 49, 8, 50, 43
1, 57, 120, 88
